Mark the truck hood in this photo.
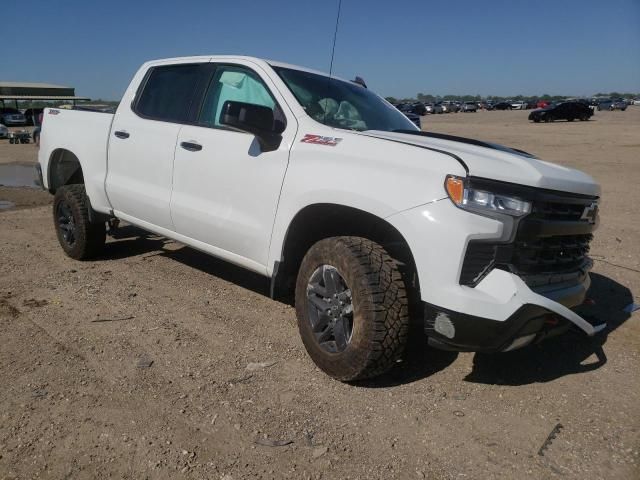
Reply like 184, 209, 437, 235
360, 130, 600, 197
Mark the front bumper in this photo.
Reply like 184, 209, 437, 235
386, 192, 604, 352
423, 269, 604, 352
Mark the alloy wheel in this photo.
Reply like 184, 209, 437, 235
306, 265, 354, 353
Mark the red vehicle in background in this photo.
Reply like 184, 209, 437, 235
537, 100, 550, 109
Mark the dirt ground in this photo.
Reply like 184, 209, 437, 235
1, 109, 639, 479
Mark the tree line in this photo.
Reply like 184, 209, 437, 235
385, 92, 640, 104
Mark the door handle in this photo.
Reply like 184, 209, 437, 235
114, 130, 130, 139
180, 141, 202, 152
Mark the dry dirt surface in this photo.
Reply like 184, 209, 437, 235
1, 109, 639, 479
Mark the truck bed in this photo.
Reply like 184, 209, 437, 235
39, 108, 115, 214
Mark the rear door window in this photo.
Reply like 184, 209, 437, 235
135, 64, 209, 123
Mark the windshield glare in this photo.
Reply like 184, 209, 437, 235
272, 66, 417, 132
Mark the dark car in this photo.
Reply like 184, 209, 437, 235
528, 102, 593, 123
493, 102, 512, 110
410, 102, 427, 115
24, 108, 44, 126
0, 107, 27, 126
394, 103, 412, 113
402, 111, 421, 129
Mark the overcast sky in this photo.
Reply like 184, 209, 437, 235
4, 0, 639, 100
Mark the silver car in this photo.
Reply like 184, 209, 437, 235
441, 101, 458, 113
461, 101, 478, 112
0, 123, 8, 139
610, 99, 627, 111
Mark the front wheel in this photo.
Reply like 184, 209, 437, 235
295, 237, 409, 381
53, 184, 106, 260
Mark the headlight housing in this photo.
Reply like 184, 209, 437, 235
445, 176, 532, 217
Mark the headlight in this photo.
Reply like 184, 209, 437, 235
445, 176, 531, 217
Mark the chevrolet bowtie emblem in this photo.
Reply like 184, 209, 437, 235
580, 202, 598, 224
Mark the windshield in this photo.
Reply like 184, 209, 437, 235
272, 66, 417, 132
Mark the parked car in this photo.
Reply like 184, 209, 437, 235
0, 108, 27, 126
38, 55, 604, 382
439, 101, 455, 113
536, 100, 550, 109
479, 102, 494, 110
402, 111, 422, 129
461, 101, 478, 112
24, 108, 44, 126
609, 99, 627, 111
426, 103, 444, 114
633, 99, 640, 105
511, 101, 527, 110
0, 123, 8, 139
410, 102, 427, 116
434, 102, 447, 113
493, 102, 513, 110
592, 98, 613, 111
528, 102, 593, 122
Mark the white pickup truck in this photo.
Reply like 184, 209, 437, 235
37, 55, 604, 381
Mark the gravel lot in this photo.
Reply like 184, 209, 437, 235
1, 109, 639, 479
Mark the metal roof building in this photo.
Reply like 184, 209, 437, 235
0, 82, 89, 105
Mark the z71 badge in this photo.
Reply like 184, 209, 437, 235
300, 134, 343, 146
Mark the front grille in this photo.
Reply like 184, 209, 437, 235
531, 200, 587, 222
512, 234, 592, 274
459, 187, 598, 287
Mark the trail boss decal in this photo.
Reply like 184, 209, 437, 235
300, 134, 343, 146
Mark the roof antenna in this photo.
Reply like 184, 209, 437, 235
322, 0, 342, 126
329, 0, 342, 77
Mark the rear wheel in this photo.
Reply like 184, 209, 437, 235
533, 118, 540, 123
295, 237, 409, 381
53, 184, 106, 260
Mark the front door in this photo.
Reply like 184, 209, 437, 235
171, 63, 295, 271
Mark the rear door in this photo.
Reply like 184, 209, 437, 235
106, 61, 211, 230
170, 62, 296, 271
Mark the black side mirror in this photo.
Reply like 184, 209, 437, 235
219, 100, 282, 152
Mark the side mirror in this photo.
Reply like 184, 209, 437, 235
219, 100, 282, 152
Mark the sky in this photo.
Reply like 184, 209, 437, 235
2, 0, 639, 100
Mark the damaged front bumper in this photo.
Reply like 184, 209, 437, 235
424, 268, 606, 353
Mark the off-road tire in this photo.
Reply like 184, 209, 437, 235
53, 184, 106, 260
295, 237, 409, 381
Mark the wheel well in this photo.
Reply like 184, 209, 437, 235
272, 204, 420, 303
48, 149, 84, 193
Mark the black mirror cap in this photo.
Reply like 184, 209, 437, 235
219, 100, 283, 151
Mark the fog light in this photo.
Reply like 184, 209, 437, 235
434, 312, 455, 339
